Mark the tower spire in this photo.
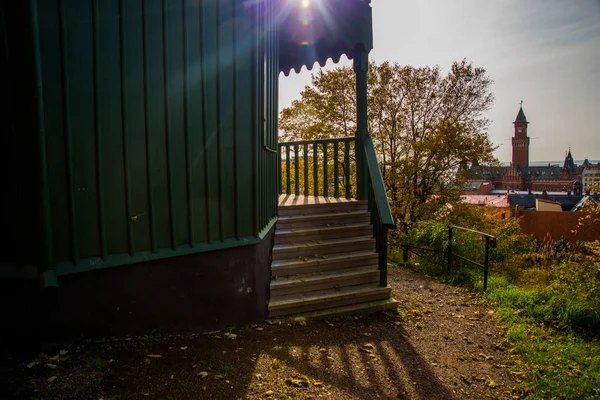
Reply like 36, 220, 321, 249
512, 103, 530, 169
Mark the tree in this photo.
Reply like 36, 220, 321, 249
279, 60, 498, 225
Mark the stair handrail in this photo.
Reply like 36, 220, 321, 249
361, 133, 395, 287
363, 135, 394, 228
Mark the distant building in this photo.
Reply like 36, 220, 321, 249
465, 105, 593, 194
582, 164, 600, 192
535, 198, 562, 212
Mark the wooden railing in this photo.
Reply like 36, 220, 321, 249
278, 137, 355, 199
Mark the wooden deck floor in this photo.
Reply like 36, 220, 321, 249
278, 194, 358, 207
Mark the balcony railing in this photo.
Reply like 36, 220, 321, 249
278, 137, 355, 199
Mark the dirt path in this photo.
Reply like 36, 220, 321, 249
1, 266, 517, 399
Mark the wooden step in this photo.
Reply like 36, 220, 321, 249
278, 200, 368, 216
268, 283, 392, 317
277, 298, 399, 322
271, 250, 378, 277
276, 211, 370, 229
274, 224, 372, 245
270, 266, 379, 296
272, 236, 375, 261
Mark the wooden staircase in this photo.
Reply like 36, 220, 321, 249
268, 197, 398, 319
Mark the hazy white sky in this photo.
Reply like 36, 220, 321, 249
279, 0, 600, 163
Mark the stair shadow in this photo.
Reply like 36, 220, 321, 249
264, 317, 456, 400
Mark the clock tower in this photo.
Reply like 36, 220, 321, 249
512, 104, 530, 169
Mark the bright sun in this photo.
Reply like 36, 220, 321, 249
301, 0, 310, 8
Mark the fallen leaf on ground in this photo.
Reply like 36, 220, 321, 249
255, 373, 264, 380
180, 346, 188, 350
197, 371, 209, 378
27, 362, 38, 369
47, 376, 57, 383
147, 354, 162, 359
265, 390, 274, 396
285, 375, 310, 387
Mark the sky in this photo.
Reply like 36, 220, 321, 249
278, 0, 600, 163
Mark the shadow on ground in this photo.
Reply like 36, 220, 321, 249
1, 313, 456, 400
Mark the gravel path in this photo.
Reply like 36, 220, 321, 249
1, 266, 517, 399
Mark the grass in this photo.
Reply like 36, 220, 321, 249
467, 271, 600, 399
486, 276, 600, 399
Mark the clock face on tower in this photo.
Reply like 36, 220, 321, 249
517, 128, 523, 133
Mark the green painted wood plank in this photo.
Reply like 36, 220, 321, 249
161, 0, 177, 249
182, 1, 195, 246
186, 0, 208, 244
38, 0, 71, 263
218, 0, 235, 240
92, 0, 108, 260
165, 0, 189, 247
201, 0, 220, 243
96, 0, 129, 256
58, 0, 80, 263
143, 0, 170, 250
30, 0, 54, 272
141, 0, 157, 253
119, 0, 136, 256
234, 0, 254, 238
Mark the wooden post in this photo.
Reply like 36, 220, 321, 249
353, 45, 369, 200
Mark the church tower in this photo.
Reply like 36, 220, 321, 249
563, 147, 576, 178
512, 104, 530, 169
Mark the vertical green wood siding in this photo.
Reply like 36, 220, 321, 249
3, 0, 279, 276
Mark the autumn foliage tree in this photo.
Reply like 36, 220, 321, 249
280, 60, 498, 224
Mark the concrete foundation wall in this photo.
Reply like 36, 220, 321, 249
1, 228, 274, 344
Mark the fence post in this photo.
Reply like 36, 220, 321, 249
403, 245, 408, 263
483, 236, 490, 291
447, 226, 453, 275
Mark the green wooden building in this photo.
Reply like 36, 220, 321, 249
1, 0, 393, 339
